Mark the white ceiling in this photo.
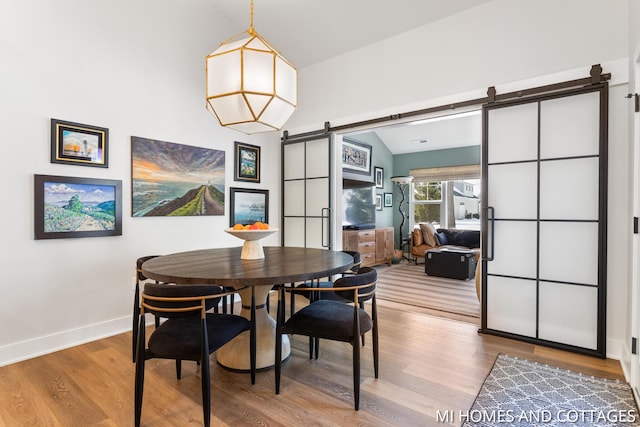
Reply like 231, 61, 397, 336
209, 0, 490, 153
355, 110, 483, 155
209, 0, 491, 69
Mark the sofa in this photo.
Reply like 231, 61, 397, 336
410, 223, 481, 264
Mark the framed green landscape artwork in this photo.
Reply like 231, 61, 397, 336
34, 174, 122, 239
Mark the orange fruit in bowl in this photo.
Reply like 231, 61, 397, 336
232, 223, 244, 230
249, 223, 260, 230
259, 223, 269, 230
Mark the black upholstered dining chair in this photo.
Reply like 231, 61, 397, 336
132, 255, 235, 362
288, 250, 362, 314
132, 255, 161, 363
268, 250, 361, 316
288, 251, 365, 356
275, 266, 378, 410
134, 283, 256, 427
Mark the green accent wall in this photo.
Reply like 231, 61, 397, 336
390, 145, 480, 248
392, 145, 480, 176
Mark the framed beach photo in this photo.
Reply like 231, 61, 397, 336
234, 141, 260, 183
34, 174, 122, 239
51, 119, 109, 167
384, 192, 393, 207
229, 187, 269, 226
342, 138, 372, 176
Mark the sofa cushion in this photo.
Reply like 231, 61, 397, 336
419, 223, 438, 246
412, 228, 424, 246
438, 229, 480, 248
435, 231, 448, 246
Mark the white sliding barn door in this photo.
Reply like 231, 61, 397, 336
282, 134, 333, 249
481, 84, 608, 357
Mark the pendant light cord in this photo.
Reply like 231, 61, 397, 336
248, 0, 255, 35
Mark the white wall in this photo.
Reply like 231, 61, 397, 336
0, 0, 281, 365
287, 0, 630, 359
287, 0, 628, 131
622, 0, 640, 387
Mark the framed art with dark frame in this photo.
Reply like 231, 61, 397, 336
229, 187, 269, 226
234, 141, 261, 183
375, 194, 383, 211
384, 192, 393, 207
51, 119, 109, 167
375, 166, 384, 188
34, 174, 122, 240
342, 138, 372, 175
131, 136, 225, 217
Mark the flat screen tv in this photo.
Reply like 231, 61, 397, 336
342, 186, 376, 230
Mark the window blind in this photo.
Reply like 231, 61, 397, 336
410, 164, 480, 182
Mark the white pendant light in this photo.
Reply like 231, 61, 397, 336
206, 0, 297, 134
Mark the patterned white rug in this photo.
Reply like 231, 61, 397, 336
463, 354, 639, 427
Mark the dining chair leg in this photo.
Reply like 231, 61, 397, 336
134, 315, 146, 427
132, 282, 140, 363
289, 283, 296, 318
373, 297, 379, 378
275, 287, 284, 394
200, 318, 211, 427
250, 288, 257, 385
359, 301, 366, 346
353, 334, 361, 411
175, 359, 182, 379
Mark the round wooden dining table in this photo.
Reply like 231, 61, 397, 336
141, 246, 353, 370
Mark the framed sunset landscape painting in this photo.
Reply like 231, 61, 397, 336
131, 137, 225, 217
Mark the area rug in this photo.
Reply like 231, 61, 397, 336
375, 263, 480, 319
462, 354, 639, 427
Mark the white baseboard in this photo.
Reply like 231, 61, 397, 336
607, 337, 626, 364
0, 316, 132, 367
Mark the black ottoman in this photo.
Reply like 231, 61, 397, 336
425, 248, 476, 280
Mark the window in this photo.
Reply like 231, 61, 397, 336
411, 179, 480, 230
412, 181, 442, 227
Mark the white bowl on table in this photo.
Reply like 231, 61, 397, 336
224, 227, 279, 259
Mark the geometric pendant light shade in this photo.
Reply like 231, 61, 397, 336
206, 1, 297, 134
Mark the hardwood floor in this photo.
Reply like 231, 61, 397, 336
0, 298, 625, 426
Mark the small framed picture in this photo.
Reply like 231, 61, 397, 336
34, 174, 122, 240
234, 141, 260, 183
51, 119, 109, 167
375, 166, 384, 188
384, 192, 393, 207
229, 187, 269, 226
375, 194, 383, 211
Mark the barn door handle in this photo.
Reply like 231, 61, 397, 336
321, 208, 331, 248
484, 206, 495, 261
